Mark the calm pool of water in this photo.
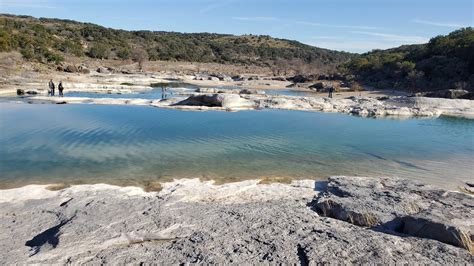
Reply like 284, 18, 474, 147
0, 103, 473, 189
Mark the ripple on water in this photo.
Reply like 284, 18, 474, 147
0, 103, 473, 189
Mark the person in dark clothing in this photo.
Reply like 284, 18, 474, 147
328, 87, 334, 98
58, 81, 64, 97
48, 79, 55, 96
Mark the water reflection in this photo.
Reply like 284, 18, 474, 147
0, 103, 473, 189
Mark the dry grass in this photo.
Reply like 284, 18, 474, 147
45, 183, 71, 191
258, 176, 293, 185
457, 229, 473, 254
142, 181, 163, 192
458, 186, 474, 196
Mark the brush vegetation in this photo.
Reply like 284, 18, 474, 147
342, 28, 474, 91
0, 14, 352, 72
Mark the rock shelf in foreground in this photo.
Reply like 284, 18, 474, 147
0, 177, 472, 264
314, 176, 473, 253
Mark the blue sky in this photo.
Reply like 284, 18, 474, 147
1, 0, 472, 53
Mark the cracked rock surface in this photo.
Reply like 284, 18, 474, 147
314, 176, 474, 253
0, 178, 472, 264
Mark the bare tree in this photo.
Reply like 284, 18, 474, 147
271, 58, 289, 76
132, 48, 148, 72
291, 59, 310, 75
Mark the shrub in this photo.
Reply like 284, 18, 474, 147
117, 48, 131, 60
87, 42, 110, 59
44, 51, 64, 63
350, 82, 364, 91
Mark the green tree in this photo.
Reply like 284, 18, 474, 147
88, 42, 110, 59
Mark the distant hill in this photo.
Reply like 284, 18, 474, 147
0, 14, 353, 73
342, 28, 474, 92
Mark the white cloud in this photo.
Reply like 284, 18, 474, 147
295, 21, 378, 30
351, 31, 429, 43
232, 16, 278, 22
200, 0, 236, 14
412, 18, 470, 28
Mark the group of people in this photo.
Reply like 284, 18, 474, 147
48, 79, 64, 97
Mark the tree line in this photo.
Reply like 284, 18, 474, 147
0, 14, 352, 72
341, 28, 474, 92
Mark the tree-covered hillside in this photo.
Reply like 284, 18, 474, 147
342, 28, 474, 92
0, 14, 353, 71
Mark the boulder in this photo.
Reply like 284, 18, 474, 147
314, 176, 474, 253
287, 75, 308, 83
218, 94, 254, 109
317, 74, 330, 80
208, 76, 220, 82
459, 92, 474, 100
78, 65, 90, 74
64, 65, 79, 73
175, 94, 254, 109
16, 89, 25, 95
195, 88, 225, 94
231, 75, 244, 81
287, 74, 318, 83
97, 66, 110, 74
176, 94, 221, 107
309, 82, 325, 90
309, 81, 336, 92
222, 76, 233, 82
25, 90, 38, 95
213, 74, 232, 82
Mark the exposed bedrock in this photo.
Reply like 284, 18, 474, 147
19, 93, 474, 119
175, 93, 255, 109
313, 176, 474, 253
0, 177, 473, 264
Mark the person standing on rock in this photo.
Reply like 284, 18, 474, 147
48, 79, 55, 96
328, 87, 334, 98
58, 81, 64, 97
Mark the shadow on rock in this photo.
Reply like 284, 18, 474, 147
308, 176, 474, 253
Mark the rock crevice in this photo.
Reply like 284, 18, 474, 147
314, 176, 473, 253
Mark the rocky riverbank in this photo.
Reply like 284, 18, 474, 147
2, 69, 472, 118
12, 92, 474, 119
0, 176, 472, 264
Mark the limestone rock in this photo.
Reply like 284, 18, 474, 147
0, 178, 472, 264
97, 66, 111, 74
78, 65, 90, 74
64, 65, 79, 73
175, 94, 254, 109
314, 176, 474, 252
218, 94, 254, 109
231, 75, 245, 81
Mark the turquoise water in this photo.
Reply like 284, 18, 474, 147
0, 103, 473, 188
